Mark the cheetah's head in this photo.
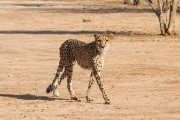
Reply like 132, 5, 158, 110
94, 33, 112, 54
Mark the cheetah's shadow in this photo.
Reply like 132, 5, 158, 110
0, 94, 105, 104
0, 93, 70, 101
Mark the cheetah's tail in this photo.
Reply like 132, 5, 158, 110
46, 84, 54, 93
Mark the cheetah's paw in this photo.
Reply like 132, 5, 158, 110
86, 96, 94, 102
71, 96, 81, 102
105, 100, 110, 104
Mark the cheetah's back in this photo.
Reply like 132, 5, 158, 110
59, 39, 96, 69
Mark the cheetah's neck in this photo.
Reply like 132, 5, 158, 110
85, 41, 110, 58
100, 43, 110, 58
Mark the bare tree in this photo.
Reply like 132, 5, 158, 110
145, 0, 178, 35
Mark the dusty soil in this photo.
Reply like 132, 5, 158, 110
0, 0, 180, 119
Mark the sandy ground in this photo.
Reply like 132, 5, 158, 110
0, 0, 180, 120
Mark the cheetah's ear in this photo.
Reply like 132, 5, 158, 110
106, 33, 113, 40
94, 33, 100, 40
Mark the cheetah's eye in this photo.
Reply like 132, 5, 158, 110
106, 40, 109, 42
98, 40, 101, 43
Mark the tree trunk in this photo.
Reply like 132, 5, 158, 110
157, 0, 167, 35
124, 0, 140, 5
124, 0, 133, 4
158, 15, 166, 35
166, 0, 177, 35
133, 0, 140, 5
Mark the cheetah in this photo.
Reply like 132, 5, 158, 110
46, 33, 112, 104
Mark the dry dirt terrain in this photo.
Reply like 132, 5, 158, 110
0, 0, 180, 119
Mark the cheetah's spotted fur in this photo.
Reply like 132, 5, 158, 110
46, 33, 111, 104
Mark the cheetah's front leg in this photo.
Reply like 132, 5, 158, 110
93, 68, 110, 104
86, 72, 95, 102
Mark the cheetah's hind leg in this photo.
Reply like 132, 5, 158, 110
46, 64, 64, 95
46, 84, 54, 93
66, 65, 81, 102
52, 69, 68, 96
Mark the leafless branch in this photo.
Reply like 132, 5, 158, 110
145, 0, 159, 16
